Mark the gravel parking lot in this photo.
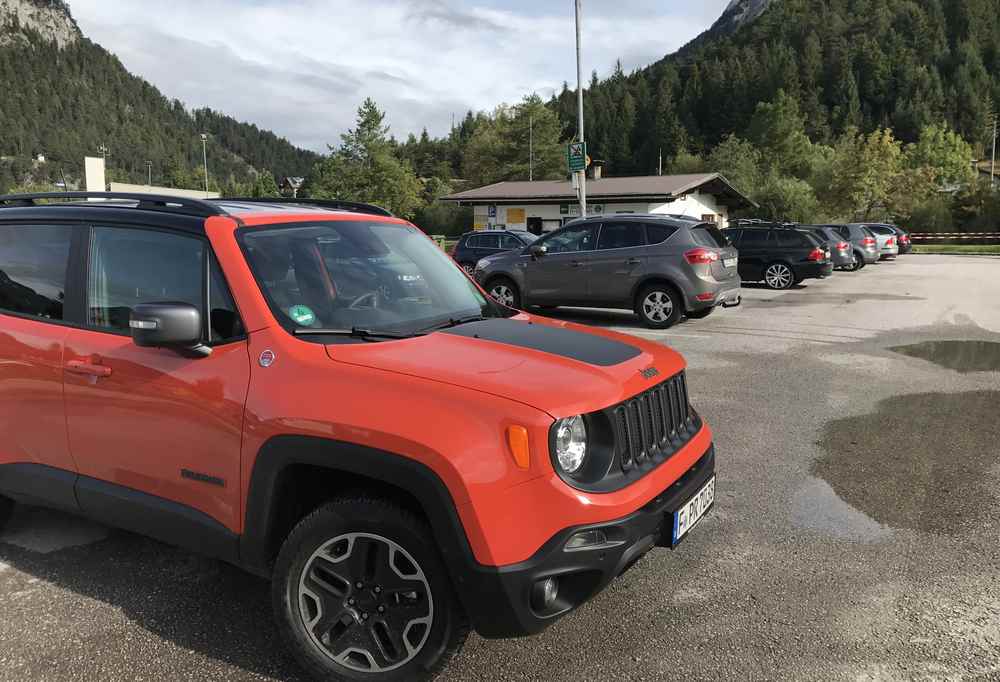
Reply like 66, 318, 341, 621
2, 255, 999, 681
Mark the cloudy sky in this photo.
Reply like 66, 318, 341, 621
70, 1, 730, 152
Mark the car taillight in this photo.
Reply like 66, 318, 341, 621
837, 241, 849, 251
684, 248, 720, 265
862, 237, 877, 247
900, 235, 910, 243
887, 237, 896, 247
807, 248, 825, 262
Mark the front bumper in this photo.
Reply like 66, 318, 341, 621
465, 445, 716, 638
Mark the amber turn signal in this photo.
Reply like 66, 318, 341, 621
506, 425, 531, 470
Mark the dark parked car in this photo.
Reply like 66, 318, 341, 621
830, 224, 880, 270
452, 230, 538, 273
725, 226, 834, 289
799, 225, 857, 270
475, 215, 741, 328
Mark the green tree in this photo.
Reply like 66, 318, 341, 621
905, 123, 975, 187
307, 99, 423, 219
754, 173, 820, 222
250, 169, 280, 197
826, 127, 904, 220
746, 90, 815, 178
707, 135, 762, 198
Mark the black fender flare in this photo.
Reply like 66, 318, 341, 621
240, 435, 487, 617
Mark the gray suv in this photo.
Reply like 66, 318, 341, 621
474, 215, 741, 328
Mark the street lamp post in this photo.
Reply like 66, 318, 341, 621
145, 161, 152, 186
575, 0, 587, 217
200, 134, 209, 193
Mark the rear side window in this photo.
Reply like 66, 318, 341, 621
690, 225, 727, 247
0, 224, 73, 321
775, 231, 806, 247
597, 222, 644, 250
645, 223, 678, 245
738, 229, 771, 246
834, 226, 851, 239
499, 234, 523, 250
88, 226, 204, 332
867, 225, 893, 236
479, 234, 500, 249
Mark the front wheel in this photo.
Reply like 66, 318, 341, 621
764, 263, 795, 290
636, 284, 682, 329
273, 498, 469, 682
486, 277, 521, 309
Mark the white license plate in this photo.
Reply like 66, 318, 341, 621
723, 257, 737, 268
671, 477, 716, 546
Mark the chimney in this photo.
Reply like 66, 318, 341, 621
589, 160, 606, 181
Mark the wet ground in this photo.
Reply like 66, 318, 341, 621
2, 255, 1000, 681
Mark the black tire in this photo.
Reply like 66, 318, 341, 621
848, 255, 864, 272
485, 277, 521, 309
685, 307, 714, 320
273, 498, 469, 682
0, 495, 13, 530
763, 262, 795, 290
635, 283, 683, 329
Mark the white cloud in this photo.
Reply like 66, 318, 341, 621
69, 0, 729, 151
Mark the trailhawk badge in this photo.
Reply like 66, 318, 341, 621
641, 367, 660, 380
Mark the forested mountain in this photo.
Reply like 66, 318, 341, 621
0, 0, 316, 194
549, 0, 1000, 176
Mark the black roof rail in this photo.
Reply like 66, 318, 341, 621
0, 191, 227, 218
217, 197, 395, 218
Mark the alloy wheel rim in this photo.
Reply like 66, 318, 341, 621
642, 291, 673, 323
298, 532, 434, 674
766, 265, 792, 289
491, 285, 514, 306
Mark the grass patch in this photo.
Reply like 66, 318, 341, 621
912, 244, 1000, 255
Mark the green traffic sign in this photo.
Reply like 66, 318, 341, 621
567, 141, 587, 173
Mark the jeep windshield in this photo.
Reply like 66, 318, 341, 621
240, 221, 509, 340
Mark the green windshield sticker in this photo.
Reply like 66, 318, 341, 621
289, 305, 316, 326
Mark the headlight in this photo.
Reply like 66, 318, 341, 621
553, 415, 588, 474
475, 259, 488, 270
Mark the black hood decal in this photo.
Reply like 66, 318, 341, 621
440, 318, 642, 367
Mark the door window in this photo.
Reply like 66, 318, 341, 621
541, 224, 596, 253
87, 226, 205, 332
597, 222, 644, 250
0, 224, 73, 321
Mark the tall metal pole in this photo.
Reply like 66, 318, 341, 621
200, 134, 209, 192
145, 161, 152, 186
575, 0, 587, 216
529, 115, 534, 181
991, 116, 997, 192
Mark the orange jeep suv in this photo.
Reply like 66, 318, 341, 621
0, 193, 717, 681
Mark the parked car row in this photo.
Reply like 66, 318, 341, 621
461, 216, 910, 328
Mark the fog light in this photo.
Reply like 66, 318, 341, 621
564, 529, 608, 552
531, 577, 559, 611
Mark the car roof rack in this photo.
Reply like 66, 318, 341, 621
0, 192, 396, 219
216, 197, 394, 218
0, 191, 226, 218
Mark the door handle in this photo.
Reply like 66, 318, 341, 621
66, 360, 112, 378
626, 258, 641, 265
569, 261, 584, 268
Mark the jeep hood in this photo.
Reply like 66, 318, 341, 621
325, 315, 687, 418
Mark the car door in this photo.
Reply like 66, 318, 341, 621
0, 223, 81, 509
474, 233, 501, 261
61, 223, 250, 539
732, 228, 770, 280
525, 223, 596, 303
498, 232, 524, 254
587, 221, 647, 305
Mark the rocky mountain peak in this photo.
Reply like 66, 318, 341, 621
0, 0, 79, 49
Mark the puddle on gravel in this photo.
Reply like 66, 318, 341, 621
791, 477, 892, 542
812, 391, 1000, 536
890, 340, 1000, 373
751, 292, 924, 309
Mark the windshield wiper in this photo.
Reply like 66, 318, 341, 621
419, 314, 488, 334
294, 327, 420, 340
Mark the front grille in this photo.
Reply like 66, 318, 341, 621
611, 371, 699, 475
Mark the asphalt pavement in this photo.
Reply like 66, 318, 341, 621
2, 255, 999, 681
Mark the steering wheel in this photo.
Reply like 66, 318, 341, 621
348, 292, 379, 310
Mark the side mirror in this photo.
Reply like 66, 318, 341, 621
528, 244, 547, 259
130, 303, 211, 357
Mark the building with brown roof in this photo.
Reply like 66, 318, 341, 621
441, 172, 755, 233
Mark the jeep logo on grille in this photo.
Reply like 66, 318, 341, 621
641, 367, 660, 379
